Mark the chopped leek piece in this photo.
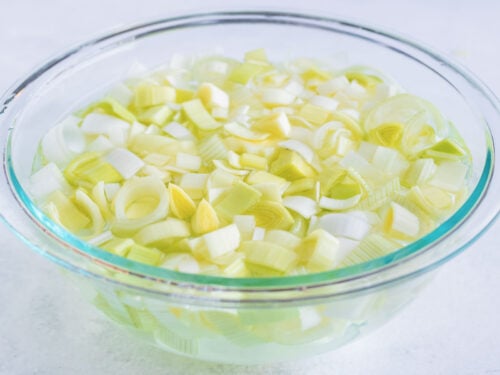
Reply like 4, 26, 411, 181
240, 153, 268, 170
244, 48, 268, 63
298, 103, 330, 126
299, 229, 340, 272
214, 181, 262, 221
198, 82, 229, 109
229, 62, 264, 84
101, 237, 135, 256
182, 99, 220, 130
224, 122, 269, 141
242, 241, 297, 274
29, 163, 72, 199
192, 199, 220, 234
127, 243, 164, 265
282, 196, 319, 219
112, 176, 169, 235
369, 123, 403, 147
105, 148, 144, 179
87, 97, 136, 123
178, 173, 208, 200
168, 184, 196, 219
44, 190, 90, 232
134, 84, 176, 108
316, 213, 371, 241
340, 233, 399, 266
198, 134, 228, 161
134, 218, 191, 247
64, 152, 123, 188
270, 149, 315, 181
422, 138, 467, 160
403, 158, 436, 187
428, 161, 468, 192
261, 88, 295, 106
384, 202, 420, 239
74, 189, 105, 236
264, 229, 301, 249
345, 71, 382, 88
137, 105, 173, 126
41, 116, 85, 168
253, 112, 291, 137
246, 201, 294, 230
278, 140, 314, 164
357, 178, 400, 211
202, 224, 241, 259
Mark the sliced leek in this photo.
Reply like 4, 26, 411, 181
31, 49, 471, 278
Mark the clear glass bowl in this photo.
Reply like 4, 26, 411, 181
0, 11, 499, 365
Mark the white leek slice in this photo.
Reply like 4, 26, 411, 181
29, 163, 71, 199
227, 151, 241, 168
42, 116, 85, 167
105, 148, 144, 179
212, 160, 249, 176
278, 140, 314, 164
162, 253, 200, 274
403, 158, 436, 187
371, 146, 409, 176
224, 122, 269, 141
316, 213, 372, 240
316, 76, 350, 95
87, 230, 113, 246
202, 224, 241, 259
252, 227, 266, 240
261, 88, 296, 106
113, 176, 169, 235
134, 218, 191, 247
179, 173, 209, 199
264, 229, 301, 249
357, 178, 400, 211
319, 194, 361, 211
198, 82, 229, 109
253, 112, 291, 137
252, 183, 282, 202
282, 196, 318, 219
198, 134, 227, 161
163, 122, 195, 140
182, 99, 220, 130
81, 113, 130, 137
384, 202, 420, 238
208, 186, 228, 202
340, 234, 399, 266
106, 83, 133, 107
74, 189, 105, 236
312, 121, 344, 149
176, 153, 202, 171
207, 169, 238, 188
283, 79, 304, 96
309, 95, 339, 111
428, 161, 468, 192
87, 135, 113, 153
233, 215, 256, 241
242, 240, 297, 273
104, 183, 121, 201
299, 229, 340, 272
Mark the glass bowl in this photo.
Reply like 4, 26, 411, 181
0, 11, 499, 365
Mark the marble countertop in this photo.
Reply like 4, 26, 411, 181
1, 1, 499, 374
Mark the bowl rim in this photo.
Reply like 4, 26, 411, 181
1, 10, 499, 296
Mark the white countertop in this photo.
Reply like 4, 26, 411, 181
1, 1, 499, 374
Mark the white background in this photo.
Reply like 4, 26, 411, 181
1, 1, 499, 374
